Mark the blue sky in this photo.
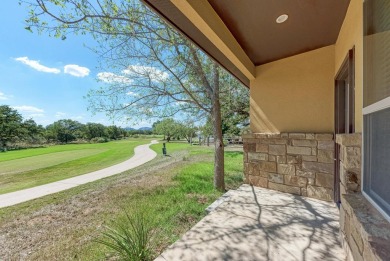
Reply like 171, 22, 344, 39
0, 0, 150, 128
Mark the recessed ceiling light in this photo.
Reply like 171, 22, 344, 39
276, 14, 288, 24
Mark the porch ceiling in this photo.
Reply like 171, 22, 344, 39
143, 0, 350, 87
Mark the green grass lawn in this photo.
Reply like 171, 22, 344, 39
151, 141, 214, 156
0, 138, 154, 194
0, 146, 243, 260
79, 150, 244, 260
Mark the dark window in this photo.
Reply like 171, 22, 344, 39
364, 109, 390, 217
363, 0, 390, 218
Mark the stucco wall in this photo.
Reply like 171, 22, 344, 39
250, 45, 335, 133
335, 0, 363, 132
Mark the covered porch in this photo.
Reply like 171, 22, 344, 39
156, 184, 344, 260
144, 0, 390, 260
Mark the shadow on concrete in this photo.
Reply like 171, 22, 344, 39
157, 184, 344, 261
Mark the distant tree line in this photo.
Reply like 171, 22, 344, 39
153, 119, 197, 142
152, 117, 246, 144
0, 105, 129, 151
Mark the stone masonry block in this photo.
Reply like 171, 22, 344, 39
296, 170, 316, 178
318, 140, 335, 150
259, 171, 271, 178
287, 155, 300, 164
302, 155, 317, 162
303, 161, 334, 174
277, 156, 287, 163
260, 139, 287, 145
344, 147, 361, 169
268, 173, 284, 184
306, 133, 315, 139
248, 152, 268, 162
315, 173, 334, 188
277, 164, 295, 175
256, 143, 268, 153
349, 237, 364, 261
269, 155, 276, 162
307, 185, 333, 201
339, 205, 348, 233
247, 163, 259, 176
292, 139, 317, 147
340, 183, 347, 196
351, 222, 364, 255
269, 182, 301, 195
315, 134, 334, 141
287, 146, 312, 155
244, 143, 256, 152
269, 144, 286, 155
259, 161, 277, 172
281, 133, 289, 138
336, 133, 362, 147
247, 175, 268, 188
289, 133, 306, 139
317, 149, 334, 163
253, 133, 268, 139
284, 175, 307, 187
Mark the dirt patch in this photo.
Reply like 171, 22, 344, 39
0, 151, 208, 260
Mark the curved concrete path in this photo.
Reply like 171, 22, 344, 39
0, 140, 158, 208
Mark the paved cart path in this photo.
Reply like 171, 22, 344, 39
0, 140, 158, 208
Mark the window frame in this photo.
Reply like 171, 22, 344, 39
362, 0, 390, 223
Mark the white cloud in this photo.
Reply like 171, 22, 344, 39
71, 115, 84, 120
15, 57, 60, 74
13, 105, 44, 113
123, 65, 169, 82
0, 91, 11, 100
29, 113, 45, 118
64, 64, 90, 77
126, 91, 139, 97
97, 72, 132, 84
55, 112, 67, 118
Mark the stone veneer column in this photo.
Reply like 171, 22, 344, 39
336, 133, 362, 195
243, 132, 335, 201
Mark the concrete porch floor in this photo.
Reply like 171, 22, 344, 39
156, 184, 345, 261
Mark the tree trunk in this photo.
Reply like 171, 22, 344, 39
212, 64, 225, 191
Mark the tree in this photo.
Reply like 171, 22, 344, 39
46, 119, 83, 143
23, 118, 46, 144
177, 121, 197, 143
221, 84, 249, 136
83, 122, 106, 140
23, 0, 248, 190
0, 105, 26, 150
105, 125, 123, 140
153, 118, 178, 142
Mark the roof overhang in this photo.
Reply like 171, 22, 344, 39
143, 0, 351, 88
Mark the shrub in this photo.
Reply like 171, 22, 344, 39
90, 137, 109, 143
96, 210, 156, 261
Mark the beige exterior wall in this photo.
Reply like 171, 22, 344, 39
335, 0, 363, 132
250, 45, 335, 133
